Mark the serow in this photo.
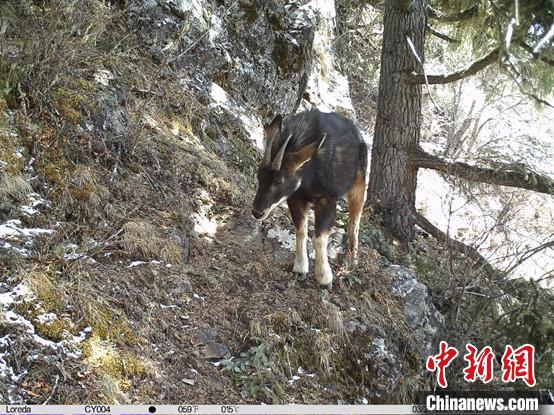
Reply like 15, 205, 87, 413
252, 109, 368, 290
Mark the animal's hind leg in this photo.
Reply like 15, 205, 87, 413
288, 195, 309, 276
314, 197, 336, 290
346, 168, 367, 260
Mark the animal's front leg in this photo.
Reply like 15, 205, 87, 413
288, 196, 309, 276
314, 198, 336, 290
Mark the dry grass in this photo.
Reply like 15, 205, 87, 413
0, 0, 110, 110
122, 220, 182, 263
0, 173, 32, 219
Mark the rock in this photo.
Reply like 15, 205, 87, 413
201, 342, 231, 360
388, 264, 445, 359
194, 326, 218, 344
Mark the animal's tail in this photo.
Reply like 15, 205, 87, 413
358, 140, 369, 182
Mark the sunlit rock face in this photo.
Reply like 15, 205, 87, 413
298, 0, 355, 117
126, 0, 358, 151
128, 0, 315, 120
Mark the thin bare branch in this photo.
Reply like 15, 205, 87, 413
426, 24, 460, 43
427, 5, 479, 22
414, 211, 496, 275
518, 41, 554, 67
503, 240, 554, 276
405, 49, 499, 84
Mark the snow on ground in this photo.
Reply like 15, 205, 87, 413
0, 280, 92, 401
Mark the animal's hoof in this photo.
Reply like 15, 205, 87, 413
319, 281, 333, 291
293, 272, 307, 281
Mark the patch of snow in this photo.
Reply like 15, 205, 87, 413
0, 283, 34, 307
160, 304, 180, 309
267, 226, 296, 252
35, 313, 57, 325
94, 69, 114, 86
0, 219, 53, 239
267, 224, 344, 260
287, 375, 301, 384
128, 261, 147, 267
192, 191, 219, 238
1, 242, 30, 256
19, 192, 48, 217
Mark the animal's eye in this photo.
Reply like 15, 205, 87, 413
276, 177, 284, 185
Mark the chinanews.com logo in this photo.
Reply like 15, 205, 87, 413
427, 341, 536, 388
412, 341, 550, 414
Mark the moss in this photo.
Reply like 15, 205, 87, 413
52, 87, 85, 124
35, 319, 72, 342
412, 253, 450, 295
82, 335, 147, 393
25, 266, 67, 314
359, 220, 397, 261
84, 300, 137, 345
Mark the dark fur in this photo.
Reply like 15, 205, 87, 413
252, 109, 367, 288
276, 109, 366, 200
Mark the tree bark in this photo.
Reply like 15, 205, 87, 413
410, 148, 554, 195
369, 0, 427, 241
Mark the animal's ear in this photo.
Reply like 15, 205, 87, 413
264, 115, 282, 141
262, 115, 282, 166
285, 134, 326, 172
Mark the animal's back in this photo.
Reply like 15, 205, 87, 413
283, 110, 366, 198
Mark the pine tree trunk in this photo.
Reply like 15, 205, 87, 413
369, 0, 426, 241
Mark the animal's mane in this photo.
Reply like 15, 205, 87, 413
278, 109, 321, 154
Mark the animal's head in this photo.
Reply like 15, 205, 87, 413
252, 115, 323, 220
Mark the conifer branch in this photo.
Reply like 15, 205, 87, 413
410, 147, 554, 195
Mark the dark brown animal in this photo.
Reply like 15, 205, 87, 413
252, 109, 368, 289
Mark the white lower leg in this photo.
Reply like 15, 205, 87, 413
314, 232, 333, 286
293, 218, 309, 274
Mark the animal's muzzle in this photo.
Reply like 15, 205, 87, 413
252, 209, 264, 219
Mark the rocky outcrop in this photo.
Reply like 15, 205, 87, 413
128, 0, 315, 120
